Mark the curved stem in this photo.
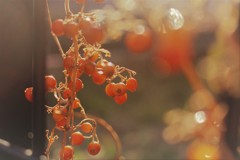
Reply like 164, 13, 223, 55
87, 114, 123, 160
45, 0, 65, 57
64, 0, 72, 17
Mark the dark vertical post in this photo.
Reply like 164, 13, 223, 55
32, 0, 47, 158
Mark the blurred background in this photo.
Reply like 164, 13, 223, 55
0, 0, 239, 159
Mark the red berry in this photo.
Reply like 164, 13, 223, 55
71, 131, 84, 146
126, 78, 138, 92
97, 60, 115, 78
62, 88, 71, 99
80, 122, 93, 133
79, 18, 104, 44
125, 25, 152, 53
72, 98, 80, 109
24, 87, 33, 102
68, 79, 84, 92
45, 75, 57, 91
92, 71, 106, 85
52, 106, 67, 122
56, 118, 67, 128
105, 83, 115, 97
63, 56, 75, 71
84, 61, 96, 76
87, 142, 101, 155
51, 19, 65, 36
114, 93, 128, 104
65, 22, 79, 38
61, 145, 74, 160
112, 82, 127, 96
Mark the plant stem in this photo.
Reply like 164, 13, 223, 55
64, 0, 72, 18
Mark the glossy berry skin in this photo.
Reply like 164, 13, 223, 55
64, 22, 79, 38
52, 106, 67, 122
62, 88, 71, 99
79, 18, 104, 44
125, 27, 152, 53
71, 131, 84, 146
68, 79, 84, 92
62, 145, 74, 160
80, 122, 93, 133
56, 118, 67, 128
114, 93, 128, 104
92, 71, 106, 85
97, 60, 115, 78
45, 75, 57, 91
126, 78, 138, 92
87, 142, 101, 155
72, 98, 80, 109
84, 61, 96, 76
105, 83, 115, 97
24, 87, 33, 102
51, 19, 65, 36
112, 82, 127, 96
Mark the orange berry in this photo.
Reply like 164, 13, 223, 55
125, 25, 152, 53
80, 122, 93, 133
56, 118, 67, 128
61, 145, 74, 160
68, 79, 84, 92
112, 82, 127, 96
92, 70, 106, 85
87, 142, 101, 155
71, 131, 84, 146
105, 83, 115, 97
84, 61, 96, 76
51, 19, 65, 36
52, 106, 67, 122
63, 56, 75, 71
45, 75, 57, 91
24, 87, 33, 102
62, 88, 71, 99
114, 93, 128, 104
65, 22, 79, 38
97, 60, 115, 78
72, 98, 80, 109
79, 18, 104, 44
126, 78, 138, 92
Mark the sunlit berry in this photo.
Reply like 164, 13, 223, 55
51, 19, 65, 36
62, 88, 71, 99
68, 79, 84, 92
87, 142, 101, 155
24, 87, 33, 102
56, 118, 67, 128
114, 93, 128, 104
125, 25, 152, 53
80, 122, 93, 133
84, 61, 96, 76
45, 75, 57, 91
126, 78, 138, 92
65, 22, 79, 38
71, 131, 84, 146
52, 106, 67, 122
72, 98, 80, 109
61, 145, 74, 160
97, 60, 115, 78
79, 18, 104, 44
92, 71, 106, 85
105, 83, 115, 97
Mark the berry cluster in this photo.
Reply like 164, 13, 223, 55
24, 0, 137, 159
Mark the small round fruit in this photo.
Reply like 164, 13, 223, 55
126, 78, 138, 92
92, 71, 106, 85
112, 82, 127, 96
105, 83, 115, 97
45, 75, 57, 91
87, 142, 101, 155
65, 22, 79, 38
56, 118, 67, 128
61, 145, 74, 160
63, 56, 75, 71
80, 122, 93, 133
73, 98, 80, 109
62, 88, 71, 99
52, 106, 67, 122
24, 87, 33, 102
71, 131, 84, 146
51, 19, 65, 36
84, 61, 96, 76
114, 93, 128, 104
68, 79, 84, 92
125, 25, 152, 53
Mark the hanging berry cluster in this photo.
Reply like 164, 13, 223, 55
24, 0, 137, 159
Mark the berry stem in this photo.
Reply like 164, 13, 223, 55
64, 0, 72, 18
